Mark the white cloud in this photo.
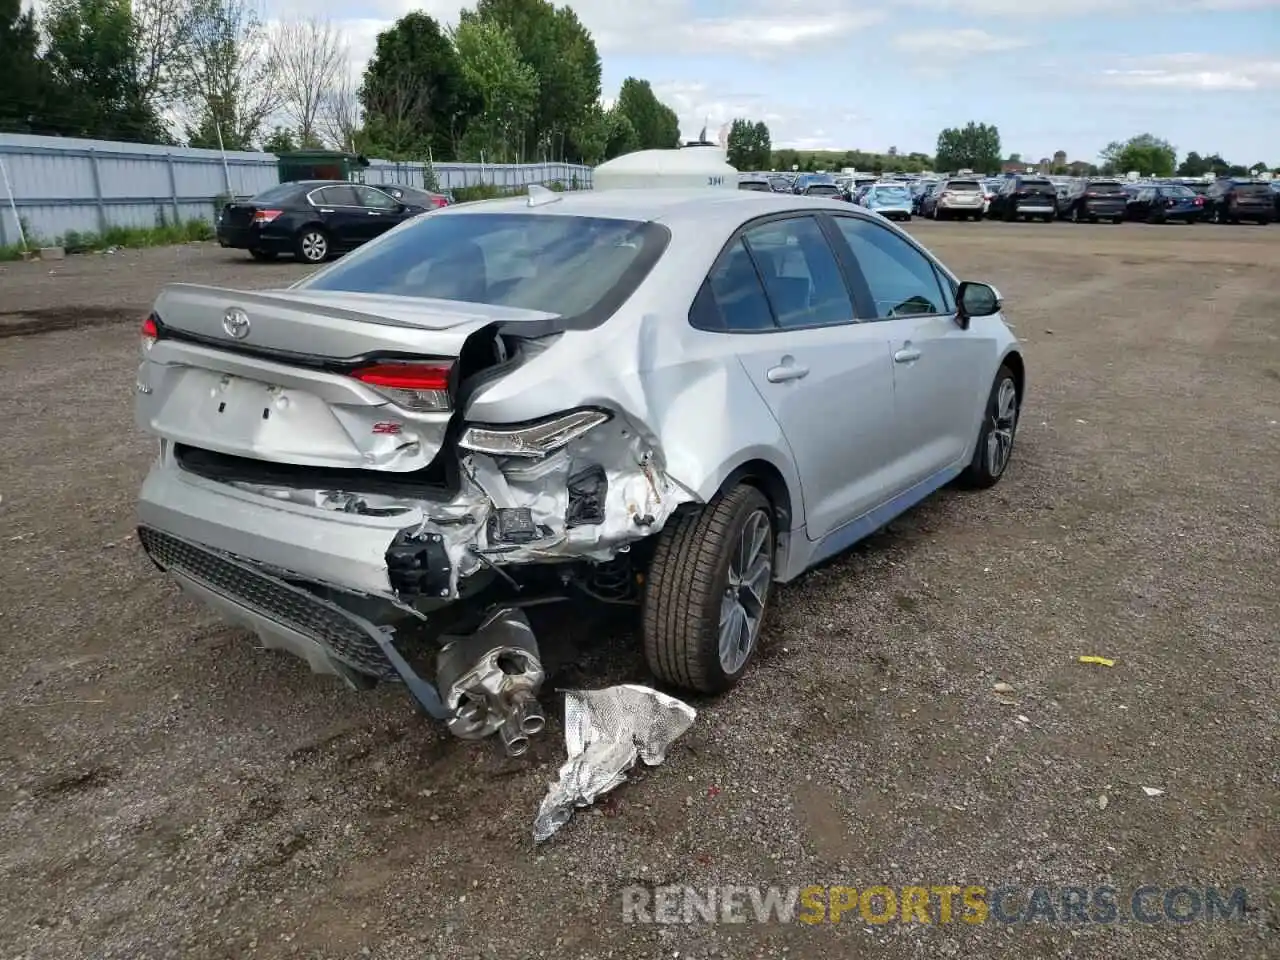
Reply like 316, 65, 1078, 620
901, 0, 1280, 15
892, 28, 1031, 56
1099, 53, 1280, 90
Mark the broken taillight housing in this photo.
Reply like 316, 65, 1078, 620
140, 314, 159, 351
252, 209, 283, 224
351, 361, 453, 411
458, 409, 611, 458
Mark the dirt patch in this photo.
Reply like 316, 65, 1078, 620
0, 224, 1276, 959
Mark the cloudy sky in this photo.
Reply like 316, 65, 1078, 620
207, 0, 1280, 163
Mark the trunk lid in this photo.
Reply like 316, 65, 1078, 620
138, 284, 558, 473
221, 201, 256, 230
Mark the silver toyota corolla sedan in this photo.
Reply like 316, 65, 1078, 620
134, 187, 1024, 755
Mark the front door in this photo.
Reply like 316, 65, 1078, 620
828, 215, 988, 486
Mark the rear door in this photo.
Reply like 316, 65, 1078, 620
692, 214, 901, 540
828, 215, 989, 485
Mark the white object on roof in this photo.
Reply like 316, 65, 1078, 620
592, 146, 738, 191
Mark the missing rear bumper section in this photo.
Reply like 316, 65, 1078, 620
138, 525, 549, 755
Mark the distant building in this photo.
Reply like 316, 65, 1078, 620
1067, 160, 1093, 176
1053, 150, 1068, 167
1001, 159, 1034, 174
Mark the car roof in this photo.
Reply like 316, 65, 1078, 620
435, 188, 868, 228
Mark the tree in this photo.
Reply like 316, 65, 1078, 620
261, 126, 296, 153
466, 0, 601, 162
934, 122, 1001, 173
184, 0, 282, 150
43, 0, 166, 140
567, 101, 636, 165
1249, 161, 1268, 176
451, 18, 538, 163
133, 0, 196, 112
0, 0, 51, 133
1100, 133, 1175, 177
615, 77, 679, 151
1177, 150, 1209, 177
318, 72, 362, 153
360, 12, 469, 160
271, 16, 346, 147
726, 118, 771, 171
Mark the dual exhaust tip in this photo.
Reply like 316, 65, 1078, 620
498, 696, 546, 757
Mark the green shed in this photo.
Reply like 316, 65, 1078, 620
275, 151, 371, 184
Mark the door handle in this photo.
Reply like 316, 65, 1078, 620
319, 208, 334, 213
367, 210, 382, 216
894, 347, 922, 363
766, 364, 809, 383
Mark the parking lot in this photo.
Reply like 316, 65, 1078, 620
1, 220, 1277, 959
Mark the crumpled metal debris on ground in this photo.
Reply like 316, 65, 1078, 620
533, 684, 696, 842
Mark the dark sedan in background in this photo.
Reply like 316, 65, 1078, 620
1058, 180, 1128, 223
1125, 184, 1206, 223
216, 180, 429, 263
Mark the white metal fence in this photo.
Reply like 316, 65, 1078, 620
0, 133, 594, 247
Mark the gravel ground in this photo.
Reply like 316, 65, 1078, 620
0, 222, 1277, 960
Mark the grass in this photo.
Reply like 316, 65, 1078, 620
0, 218, 215, 261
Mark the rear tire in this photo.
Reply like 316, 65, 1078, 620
957, 365, 1019, 490
642, 485, 775, 694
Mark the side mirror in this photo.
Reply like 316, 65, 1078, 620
956, 281, 1002, 329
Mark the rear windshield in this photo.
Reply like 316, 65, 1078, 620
1234, 184, 1270, 197
250, 183, 304, 205
1162, 185, 1196, 198
872, 186, 909, 198
946, 180, 981, 190
738, 181, 771, 192
1020, 179, 1053, 188
300, 212, 668, 318
1088, 182, 1125, 194
805, 184, 841, 196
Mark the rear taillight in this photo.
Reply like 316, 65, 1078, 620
352, 362, 453, 412
431, 195, 448, 208
1194, 197, 1204, 205
251, 209, 283, 224
140, 314, 159, 351
1166, 197, 1178, 207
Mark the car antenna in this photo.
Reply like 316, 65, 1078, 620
526, 183, 562, 207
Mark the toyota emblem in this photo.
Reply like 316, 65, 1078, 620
222, 307, 250, 339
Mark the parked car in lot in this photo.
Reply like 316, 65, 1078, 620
1125, 184, 1206, 223
378, 184, 452, 209
793, 174, 843, 199
768, 176, 794, 193
858, 182, 914, 220
216, 180, 429, 263
738, 177, 773, 192
1058, 179, 1128, 223
1204, 179, 1275, 224
912, 180, 940, 215
987, 176, 1058, 222
921, 178, 986, 220
135, 188, 1024, 754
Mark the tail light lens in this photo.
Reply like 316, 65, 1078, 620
252, 209, 283, 224
1166, 197, 1178, 207
140, 314, 159, 351
459, 409, 612, 458
430, 195, 448, 208
351, 361, 453, 412
1194, 197, 1204, 205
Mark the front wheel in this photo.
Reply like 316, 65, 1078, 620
957, 366, 1020, 490
642, 485, 775, 693
295, 226, 330, 263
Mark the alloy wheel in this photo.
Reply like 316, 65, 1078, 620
718, 509, 772, 674
986, 379, 1018, 476
300, 231, 327, 262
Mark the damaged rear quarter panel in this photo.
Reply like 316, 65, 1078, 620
460, 271, 806, 567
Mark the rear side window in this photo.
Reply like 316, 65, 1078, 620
831, 217, 948, 319
314, 185, 360, 206
742, 217, 853, 328
690, 239, 776, 332
301, 212, 668, 319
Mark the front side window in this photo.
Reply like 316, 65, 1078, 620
741, 217, 853, 328
356, 185, 400, 209
301, 212, 668, 319
832, 217, 948, 320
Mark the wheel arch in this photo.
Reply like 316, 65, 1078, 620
1001, 348, 1026, 403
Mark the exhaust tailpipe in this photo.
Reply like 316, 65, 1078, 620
499, 695, 545, 755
